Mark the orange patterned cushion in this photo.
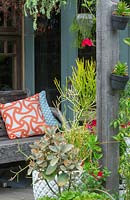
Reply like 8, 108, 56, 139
0, 93, 47, 139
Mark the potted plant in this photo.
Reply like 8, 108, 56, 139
111, 1, 130, 30
70, 0, 96, 48
28, 126, 82, 200
31, 124, 114, 200
110, 61, 129, 90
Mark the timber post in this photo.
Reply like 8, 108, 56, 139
96, 0, 119, 193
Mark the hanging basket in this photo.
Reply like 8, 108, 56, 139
32, 170, 58, 200
76, 13, 94, 32
111, 15, 129, 30
110, 74, 129, 90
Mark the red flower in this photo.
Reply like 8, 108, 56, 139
85, 119, 96, 134
91, 119, 96, 127
97, 171, 103, 177
121, 124, 127, 128
81, 38, 94, 47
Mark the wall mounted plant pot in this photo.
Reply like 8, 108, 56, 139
111, 15, 129, 30
110, 74, 129, 90
78, 46, 96, 60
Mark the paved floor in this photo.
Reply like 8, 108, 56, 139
0, 187, 34, 200
0, 161, 34, 200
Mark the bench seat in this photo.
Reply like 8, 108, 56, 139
0, 136, 43, 164
0, 90, 62, 165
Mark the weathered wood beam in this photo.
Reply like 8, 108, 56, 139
96, 0, 119, 193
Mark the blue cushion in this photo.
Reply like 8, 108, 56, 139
39, 91, 60, 126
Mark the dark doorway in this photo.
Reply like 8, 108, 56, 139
35, 14, 61, 106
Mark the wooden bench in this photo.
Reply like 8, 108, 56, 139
0, 90, 62, 165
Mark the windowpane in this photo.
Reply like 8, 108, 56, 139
7, 7, 14, 27
0, 56, 13, 90
8, 40, 15, 53
0, 11, 4, 26
0, 41, 4, 53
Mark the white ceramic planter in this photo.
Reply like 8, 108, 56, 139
32, 171, 58, 200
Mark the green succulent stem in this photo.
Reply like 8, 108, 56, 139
44, 178, 58, 196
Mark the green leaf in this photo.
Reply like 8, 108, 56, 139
47, 154, 55, 160
49, 145, 58, 153
42, 171, 56, 181
60, 165, 66, 171
50, 157, 59, 166
46, 164, 57, 175
57, 172, 69, 186
123, 37, 130, 46
62, 144, 73, 153
113, 121, 118, 128
36, 160, 44, 165
68, 164, 75, 170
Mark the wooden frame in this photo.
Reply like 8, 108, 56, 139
0, 2, 23, 90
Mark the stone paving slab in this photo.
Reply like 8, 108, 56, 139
0, 187, 34, 200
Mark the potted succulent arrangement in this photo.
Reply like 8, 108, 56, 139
110, 61, 129, 90
29, 125, 114, 200
111, 1, 130, 30
29, 126, 82, 200
29, 58, 114, 200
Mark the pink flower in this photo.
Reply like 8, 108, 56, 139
85, 124, 93, 130
81, 38, 94, 47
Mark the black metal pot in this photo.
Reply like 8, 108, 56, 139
110, 74, 129, 90
111, 15, 129, 30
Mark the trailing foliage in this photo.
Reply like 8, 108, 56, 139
111, 81, 130, 199
24, 0, 67, 29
